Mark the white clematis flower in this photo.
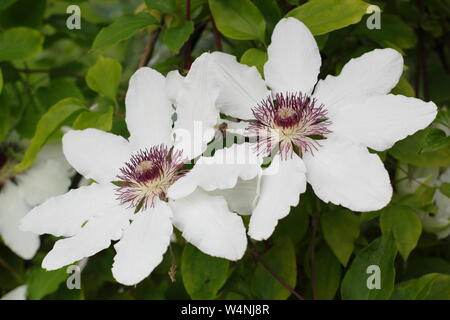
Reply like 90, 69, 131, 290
398, 166, 450, 239
1, 285, 27, 300
205, 17, 438, 240
21, 64, 248, 286
0, 143, 72, 259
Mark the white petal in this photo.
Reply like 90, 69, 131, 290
1, 285, 27, 300
112, 202, 173, 286
21, 183, 117, 237
42, 206, 130, 270
34, 142, 71, 171
169, 189, 247, 261
331, 94, 438, 151
314, 48, 403, 118
168, 143, 262, 199
303, 137, 392, 212
209, 52, 269, 120
248, 153, 307, 241
165, 70, 184, 103
208, 176, 260, 215
0, 182, 39, 259
63, 129, 131, 184
16, 159, 71, 207
264, 17, 321, 94
172, 53, 220, 159
125, 67, 174, 149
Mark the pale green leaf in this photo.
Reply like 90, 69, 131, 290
380, 205, 422, 261
162, 21, 194, 53
92, 12, 158, 50
0, 27, 43, 61
321, 209, 360, 266
86, 56, 122, 101
286, 0, 370, 35
240, 48, 267, 76
13, 98, 86, 173
208, 0, 266, 42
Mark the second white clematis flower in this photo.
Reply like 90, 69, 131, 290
20, 65, 248, 286
205, 17, 438, 240
0, 142, 72, 259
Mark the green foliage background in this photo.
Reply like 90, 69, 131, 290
0, 0, 449, 300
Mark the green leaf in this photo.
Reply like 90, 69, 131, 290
286, 0, 370, 35
251, 237, 297, 300
240, 48, 267, 76
252, 0, 281, 35
36, 79, 84, 111
0, 27, 43, 61
86, 56, 122, 101
0, 0, 46, 29
321, 209, 360, 266
380, 205, 422, 261
315, 245, 342, 300
0, 67, 3, 94
92, 12, 158, 50
420, 128, 450, 154
181, 244, 229, 299
208, 0, 266, 42
145, 0, 176, 14
391, 76, 415, 97
389, 128, 450, 168
440, 183, 450, 198
391, 273, 450, 300
27, 267, 68, 300
13, 98, 86, 173
162, 21, 194, 53
341, 235, 397, 300
0, 0, 17, 11
357, 14, 417, 51
273, 200, 310, 245
72, 101, 114, 131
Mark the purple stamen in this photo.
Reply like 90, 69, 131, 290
247, 92, 331, 159
115, 145, 186, 211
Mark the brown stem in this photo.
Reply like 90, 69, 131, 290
211, 17, 222, 51
0, 257, 22, 283
309, 211, 319, 300
138, 28, 161, 68
248, 245, 304, 300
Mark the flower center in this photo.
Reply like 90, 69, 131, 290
115, 145, 186, 211
247, 92, 331, 159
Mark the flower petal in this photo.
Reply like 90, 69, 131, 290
331, 94, 437, 151
314, 48, 403, 118
0, 182, 39, 260
63, 129, 132, 184
42, 205, 130, 270
16, 160, 71, 207
208, 176, 260, 215
303, 137, 393, 212
209, 52, 269, 120
21, 183, 117, 237
125, 67, 174, 150
264, 17, 321, 94
172, 53, 220, 159
112, 202, 173, 286
1, 285, 27, 300
168, 143, 262, 199
248, 153, 307, 241
169, 189, 247, 261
